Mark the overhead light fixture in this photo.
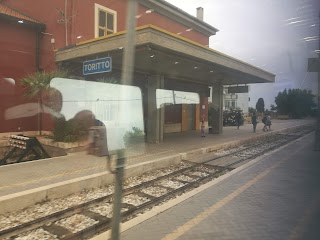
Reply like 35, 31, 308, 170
174, 61, 179, 64
118, 47, 124, 50
18, 20, 24, 23
150, 55, 155, 58
177, 32, 182, 35
146, 9, 154, 14
77, 35, 82, 39
3, 78, 15, 85
210, 70, 214, 73
310, 24, 316, 27
186, 28, 192, 32
194, 66, 198, 69
135, 14, 142, 19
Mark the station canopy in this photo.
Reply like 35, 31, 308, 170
55, 25, 275, 85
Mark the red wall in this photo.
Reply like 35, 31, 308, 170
0, 21, 39, 132
137, 5, 209, 46
0, 22, 37, 78
68, 0, 209, 46
5, 0, 66, 70
4, 0, 210, 68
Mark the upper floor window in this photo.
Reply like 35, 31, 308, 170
95, 4, 117, 38
225, 100, 237, 109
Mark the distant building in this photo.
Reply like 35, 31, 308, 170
223, 87, 249, 114
209, 86, 249, 114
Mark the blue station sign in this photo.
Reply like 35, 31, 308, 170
83, 57, 112, 75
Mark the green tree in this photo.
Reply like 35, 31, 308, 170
270, 104, 277, 112
274, 88, 316, 118
21, 70, 68, 135
223, 108, 244, 126
256, 98, 265, 113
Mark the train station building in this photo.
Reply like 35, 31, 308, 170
0, 0, 275, 144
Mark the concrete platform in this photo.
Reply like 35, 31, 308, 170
115, 132, 320, 240
0, 119, 315, 214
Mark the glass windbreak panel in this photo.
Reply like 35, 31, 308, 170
50, 78, 145, 156
156, 89, 200, 109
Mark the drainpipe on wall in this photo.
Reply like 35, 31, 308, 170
35, 30, 41, 71
65, 0, 68, 46
35, 25, 44, 135
35, 24, 45, 71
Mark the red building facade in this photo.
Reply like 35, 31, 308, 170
0, 0, 213, 134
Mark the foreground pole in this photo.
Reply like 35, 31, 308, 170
110, 151, 126, 240
110, 0, 137, 239
315, 11, 320, 151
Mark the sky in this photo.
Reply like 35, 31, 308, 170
165, 0, 320, 109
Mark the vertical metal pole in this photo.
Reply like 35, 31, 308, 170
65, 0, 68, 46
315, 11, 320, 151
111, 151, 126, 240
111, 0, 137, 239
121, 0, 138, 86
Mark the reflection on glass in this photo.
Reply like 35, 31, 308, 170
0, 78, 15, 96
156, 89, 200, 108
50, 78, 144, 154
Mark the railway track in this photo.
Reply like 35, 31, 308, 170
1, 125, 314, 240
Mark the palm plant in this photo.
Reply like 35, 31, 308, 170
21, 70, 68, 135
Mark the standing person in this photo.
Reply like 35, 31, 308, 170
266, 115, 272, 131
251, 112, 258, 133
235, 110, 242, 129
200, 113, 205, 137
262, 114, 267, 131
201, 120, 205, 137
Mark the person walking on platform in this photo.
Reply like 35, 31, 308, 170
266, 115, 272, 131
262, 114, 268, 131
251, 112, 258, 133
235, 110, 242, 129
200, 113, 205, 137
201, 120, 205, 137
